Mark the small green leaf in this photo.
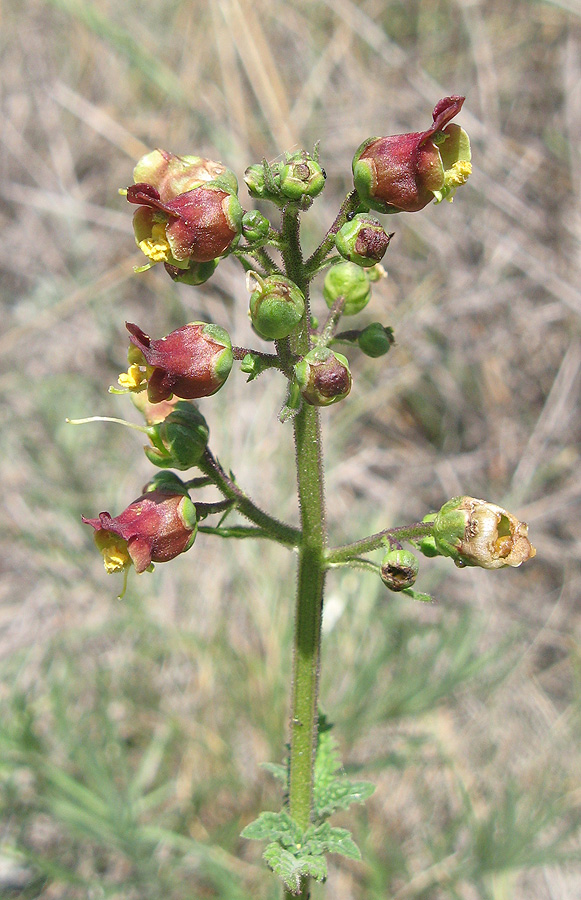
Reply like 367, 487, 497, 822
241, 810, 301, 846
313, 726, 375, 820
263, 842, 327, 892
403, 587, 434, 603
308, 822, 362, 860
261, 762, 287, 783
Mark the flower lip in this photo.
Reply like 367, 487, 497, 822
418, 95, 465, 148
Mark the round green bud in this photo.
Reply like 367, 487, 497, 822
145, 402, 210, 470
294, 347, 352, 407
357, 323, 395, 358
323, 262, 371, 316
249, 274, 305, 341
335, 214, 393, 267
242, 210, 271, 243
279, 155, 326, 201
380, 549, 419, 591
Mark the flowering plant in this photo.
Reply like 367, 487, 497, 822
73, 98, 534, 898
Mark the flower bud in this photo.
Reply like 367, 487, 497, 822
294, 347, 352, 407
145, 401, 210, 470
352, 96, 471, 214
432, 497, 536, 569
122, 322, 233, 403
279, 152, 326, 201
335, 214, 393, 267
242, 210, 271, 243
132, 149, 237, 200
248, 274, 305, 341
323, 262, 371, 316
130, 391, 180, 425
357, 323, 395, 358
83, 488, 197, 575
380, 549, 419, 591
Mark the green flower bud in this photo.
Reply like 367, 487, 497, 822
294, 347, 352, 407
242, 210, 271, 243
244, 161, 283, 201
323, 262, 371, 316
335, 214, 393, 267
380, 549, 419, 591
432, 497, 536, 569
145, 402, 210, 470
357, 322, 395, 358
248, 274, 305, 341
279, 153, 326, 201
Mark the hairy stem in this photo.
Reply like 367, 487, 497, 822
327, 521, 434, 564
290, 401, 326, 833
198, 448, 300, 547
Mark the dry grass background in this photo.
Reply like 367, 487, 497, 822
1, 0, 581, 897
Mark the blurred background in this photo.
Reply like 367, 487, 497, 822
1, 0, 580, 897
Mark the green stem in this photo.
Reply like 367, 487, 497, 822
289, 401, 326, 833
198, 448, 300, 548
281, 205, 327, 869
327, 522, 434, 564
304, 189, 361, 277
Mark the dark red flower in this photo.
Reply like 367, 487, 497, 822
121, 321, 233, 403
352, 96, 471, 213
128, 182, 243, 265
83, 490, 197, 574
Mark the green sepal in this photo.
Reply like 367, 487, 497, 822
145, 401, 210, 470
241, 209, 271, 244
142, 471, 190, 496
240, 352, 271, 382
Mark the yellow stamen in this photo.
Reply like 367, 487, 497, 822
137, 222, 171, 263
118, 363, 147, 392
95, 532, 131, 574
446, 159, 472, 188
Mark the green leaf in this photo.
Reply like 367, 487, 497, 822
261, 762, 288, 783
241, 810, 301, 846
307, 822, 361, 860
313, 726, 375, 820
263, 843, 327, 892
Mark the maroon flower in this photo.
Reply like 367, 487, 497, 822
128, 182, 243, 265
352, 96, 471, 213
121, 321, 233, 404
83, 490, 197, 574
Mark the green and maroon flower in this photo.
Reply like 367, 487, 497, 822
294, 347, 352, 407
119, 322, 233, 403
126, 149, 242, 272
83, 488, 197, 575
352, 96, 471, 214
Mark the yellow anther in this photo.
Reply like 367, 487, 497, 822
447, 159, 472, 188
102, 540, 131, 574
118, 363, 147, 392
